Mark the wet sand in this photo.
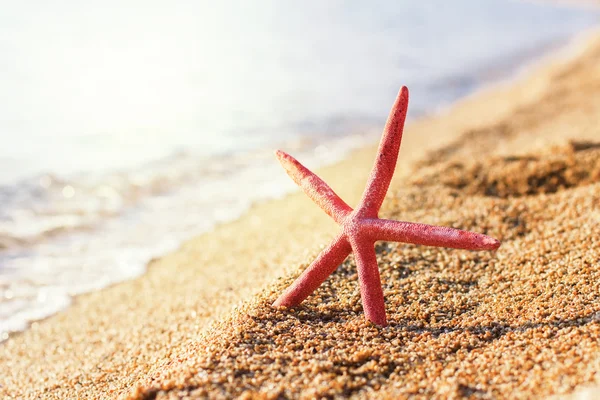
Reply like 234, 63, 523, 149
1, 31, 600, 400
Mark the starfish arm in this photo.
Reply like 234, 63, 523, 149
350, 238, 387, 326
364, 218, 501, 251
275, 150, 353, 224
273, 233, 351, 308
357, 86, 409, 218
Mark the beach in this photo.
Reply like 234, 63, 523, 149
2, 25, 600, 400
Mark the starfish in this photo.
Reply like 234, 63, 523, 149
272, 86, 500, 326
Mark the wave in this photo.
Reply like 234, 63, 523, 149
0, 130, 377, 340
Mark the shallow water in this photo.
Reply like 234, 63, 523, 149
0, 0, 598, 339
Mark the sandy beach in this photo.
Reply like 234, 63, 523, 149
2, 27, 600, 400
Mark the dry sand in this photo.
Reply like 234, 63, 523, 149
1, 30, 600, 400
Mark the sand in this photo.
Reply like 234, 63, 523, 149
1, 29, 600, 400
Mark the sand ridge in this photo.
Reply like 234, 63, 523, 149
130, 134, 600, 400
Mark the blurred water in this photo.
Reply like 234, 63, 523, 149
0, 0, 598, 339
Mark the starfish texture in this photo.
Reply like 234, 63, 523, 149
273, 86, 501, 326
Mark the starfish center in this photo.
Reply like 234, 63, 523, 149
341, 211, 367, 239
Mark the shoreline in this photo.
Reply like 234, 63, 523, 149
1, 27, 600, 399
1, 26, 586, 343
0, 18, 591, 345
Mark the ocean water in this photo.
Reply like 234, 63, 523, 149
0, 1, 598, 340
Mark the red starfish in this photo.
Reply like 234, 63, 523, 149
273, 86, 500, 326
